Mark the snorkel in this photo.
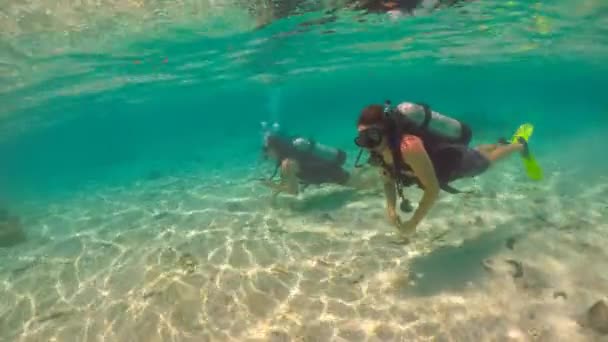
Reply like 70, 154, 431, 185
384, 99, 392, 115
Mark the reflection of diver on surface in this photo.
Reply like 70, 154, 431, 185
258, 122, 377, 200
248, 0, 476, 30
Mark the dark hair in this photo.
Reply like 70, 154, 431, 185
357, 104, 386, 127
265, 134, 300, 161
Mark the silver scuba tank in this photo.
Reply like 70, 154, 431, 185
292, 137, 347, 166
261, 122, 346, 166
394, 102, 468, 143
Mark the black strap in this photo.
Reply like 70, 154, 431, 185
269, 162, 281, 180
389, 138, 405, 183
414, 102, 433, 131
353, 149, 366, 168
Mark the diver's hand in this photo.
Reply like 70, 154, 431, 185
398, 219, 418, 236
387, 210, 415, 245
387, 207, 402, 227
389, 206, 417, 236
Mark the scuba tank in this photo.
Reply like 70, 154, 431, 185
388, 101, 472, 145
380, 101, 475, 194
261, 122, 346, 166
292, 137, 347, 166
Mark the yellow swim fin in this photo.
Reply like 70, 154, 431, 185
522, 152, 543, 181
510, 123, 534, 144
511, 123, 543, 181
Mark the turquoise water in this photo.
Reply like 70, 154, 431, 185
1, 0, 608, 340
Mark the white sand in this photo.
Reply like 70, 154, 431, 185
1, 159, 607, 341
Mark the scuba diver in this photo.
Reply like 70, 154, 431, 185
354, 101, 542, 236
259, 123, 375, 197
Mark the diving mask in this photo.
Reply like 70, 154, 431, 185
355, 127, 384, 149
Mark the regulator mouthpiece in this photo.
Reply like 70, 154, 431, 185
383, 100, 392, 114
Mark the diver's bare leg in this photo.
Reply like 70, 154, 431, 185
477, 143, 524, 164
475, 144, 499, 154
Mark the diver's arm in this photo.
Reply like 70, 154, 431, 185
260, 159, 300, 196
278, 159, 300, 195
402, 137, 440, 227
381, 170, 399, 224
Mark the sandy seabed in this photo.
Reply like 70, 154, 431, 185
1, 160, 607, 342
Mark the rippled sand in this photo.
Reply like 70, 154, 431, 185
1, 161, 607, 341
